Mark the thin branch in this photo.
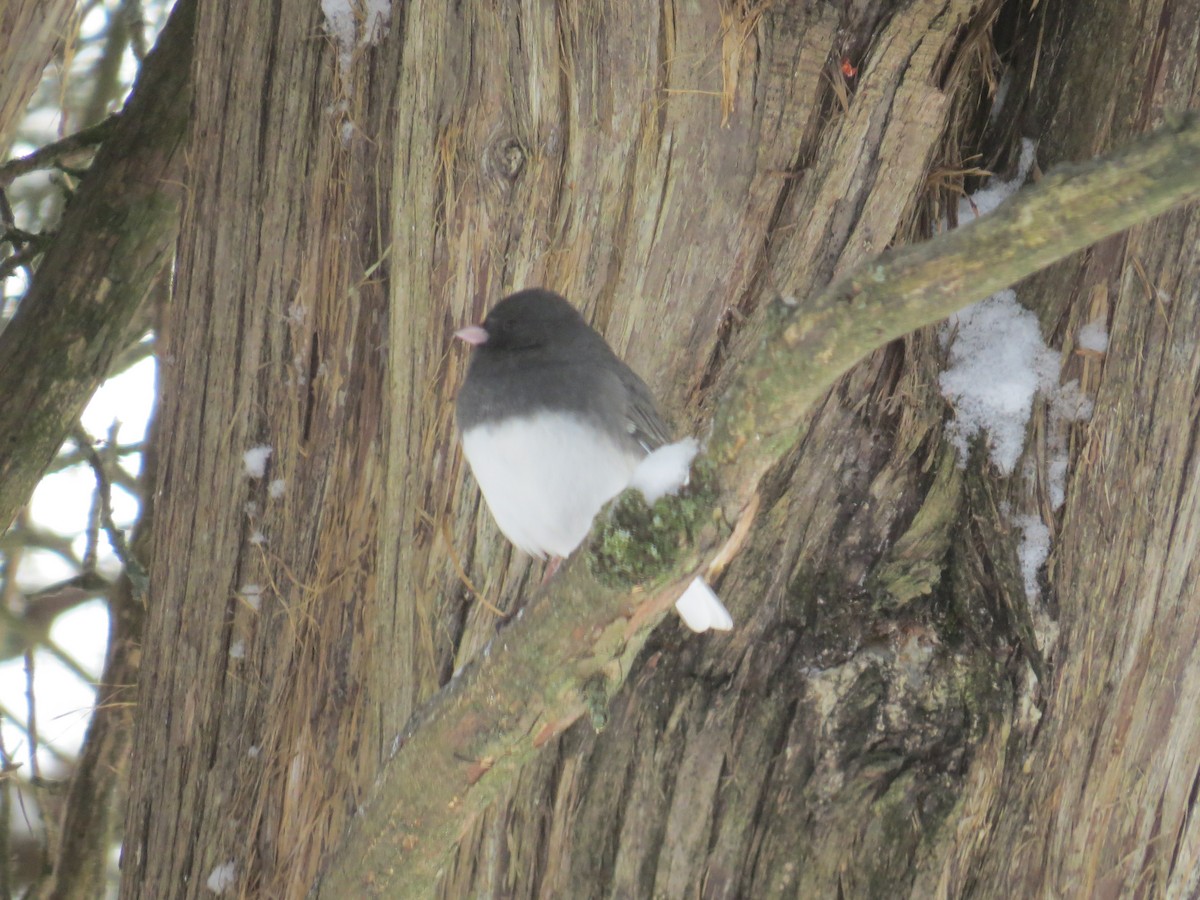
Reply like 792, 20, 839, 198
0, 513, 95, 677
22, 654, 38, 785
317, 112, 1200, 895
0, 704, 74, 768
0, 241, 45, 282
47, 441, 144, 475
0, 720, 11, 900
73, 426, 144, 594
0, 603, 106, 683
708, 111, 1200, 495
123, 0, 149, 62
0, 527, 82, 569
22, 652, 56, 887
0, 117, 118, 188
82, 1, 134, 128
108, 332, 156, 375
0, 616, 13, 900
81, 443, 104, 574
0, 236, 48, 282
0, 227, 47, 250
23, 572, 111, 604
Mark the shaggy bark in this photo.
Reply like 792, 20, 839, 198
119, 0, 1200, 898
120, 3, 396, 896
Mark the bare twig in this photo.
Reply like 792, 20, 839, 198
0, 243, 42, 283
0, 117, 118, 188
0, 601, 106, 682
22, 654, 38, 786
82, 454, 104, 575
83, 0, 134, 128
123, 0, 149, 61
0, 704, 72, 769
23, 572, 111, 604
0, 227, 44, 247
0, 527, 81, 569
47, 441, 144, 475
21, 651, 54, 883
0, 441, 109, 683
0, 723, 13, 900
72, 426, 135, 576
108, 333, 156, 376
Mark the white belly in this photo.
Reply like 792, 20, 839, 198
461, 412, 641, 558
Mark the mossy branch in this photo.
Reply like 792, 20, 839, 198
710, 112, 1200, 496
317, 112, 1200, 895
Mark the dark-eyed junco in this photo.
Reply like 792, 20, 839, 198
455, 288, 732, 632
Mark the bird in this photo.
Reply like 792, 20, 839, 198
454, 288, 733, 632
454, 288, 673, 557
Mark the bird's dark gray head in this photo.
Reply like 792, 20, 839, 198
475, 288, 589, 352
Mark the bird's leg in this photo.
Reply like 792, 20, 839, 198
541, 556, 563, 583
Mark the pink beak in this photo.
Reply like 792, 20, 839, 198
454, 324, 489, 346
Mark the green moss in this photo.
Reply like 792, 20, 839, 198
952, 648, 1007, 742
868, 445, 962, 611
581, 673, 611, 733
586, 461, 718, 589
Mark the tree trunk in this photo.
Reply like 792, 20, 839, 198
120, 0, 1200, 898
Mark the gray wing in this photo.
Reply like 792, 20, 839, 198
618, 367, 672, 453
